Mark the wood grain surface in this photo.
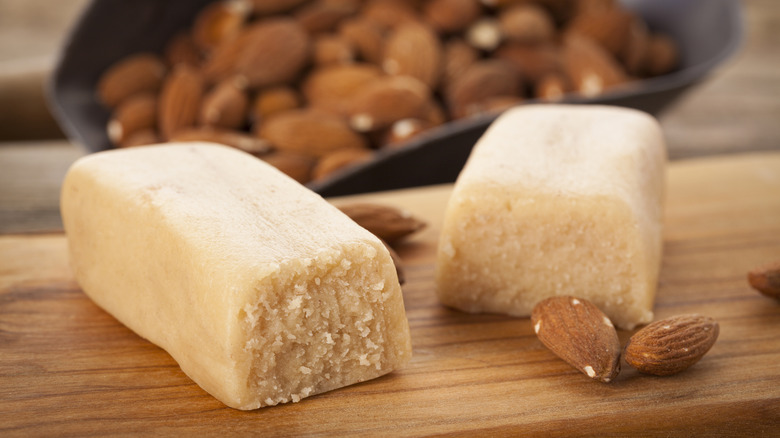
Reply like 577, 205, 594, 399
1, 153, 779, 436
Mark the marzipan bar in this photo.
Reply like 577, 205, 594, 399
61, 143, 412, 409
436, 105, 667, 329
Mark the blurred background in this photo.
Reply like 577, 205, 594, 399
0, 0, 778, 233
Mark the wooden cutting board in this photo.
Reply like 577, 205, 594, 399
2, 153, 779, 436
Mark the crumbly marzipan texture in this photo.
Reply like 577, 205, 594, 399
61, 143, 411, 409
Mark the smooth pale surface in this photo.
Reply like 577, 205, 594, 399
59, 143, 412, 409
436, 105, 667, 329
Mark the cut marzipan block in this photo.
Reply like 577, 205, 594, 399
61, 143, 412, 409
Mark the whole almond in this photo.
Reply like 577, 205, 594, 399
302, 63, 383, 116
192, 0, 251, 51
107, 93, 157, 145
164, 32, 202, 68
747, 260, 780, 299
561, 33, 627, 97
531, 296, 621, 383
251, 86, 302, 123
624, 314, 719, 376
312, 148, 374, 181
441, 38, 480, 90
498, 4, 555, 45
199, 77, 249, 129
97, 53, 166, 108
424, 0, 482, 34
338, 18, 387, 64
158, 64, 205, 140
171, 128, 271, 156
382, 21, 443, 89
259, 109, 368, 156
446, 60, 520, 119
203, 19, 311, 89
337, 203, 426, 244
621, 17, 650, 76
567, 8, 633, 58
348, 75, 433, 132
262, 152, 317, 184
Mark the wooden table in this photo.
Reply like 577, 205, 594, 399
2, 153, 779, 436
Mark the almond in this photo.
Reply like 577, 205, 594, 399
424, 0, 482, 34
747, 260, 780, 300
312, 148, 374, 181
383, 21, 443, 89
302, 63, 383, 116
621, 17, 650, 76
441, 38, 480, 90
459, 94, 522, 118
496, 43, 563, 85
337, 203, 426, 244
313, 35, 356, 66
199, 77, 249, 129
624, 314, 720, 376
171, 128, 271, 156
644, 34, 678, 77
158, 64, 205, 140
567, 8, 633, 58
97, 53, 166, 108
338, 18, 387, 64
203, 19, 311, 89
258, 109, 368, 156
107, 93, 157, 145
295, 0, 359, 34
446, 60, 520, 119
164, 32, 202, 68
262, 152, 317, 184
192, 0, 251, 51
531, 296, 621, 383
498, 4, 555, 45
561, 33, 627, 97
251, 86, 302, 123
348, 75, 433, 132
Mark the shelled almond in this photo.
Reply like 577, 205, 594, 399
97, 0, 679, 184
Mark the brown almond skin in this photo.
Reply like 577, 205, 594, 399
337, 203, 427, 244
382, 21, 443, 89
97, 53, 166, 108
262, 152, 317, 184
258, 109, 368, 156
624, 314, 719, 376
498, 4, 555, 45
251, 86, 302, 123
348, 76, 432, 132
446, 60, 520, 119
424, 0, 482, 34
164, 32, 202, 68
108, 93, 157, 145
199, 78, 249, 129
203, 19, 310, 89
191, 0, 250, 51
561, 33, 628, 97
531, 296, 621, 383
747, 261, 780, 299
312, 148, 374, 181
302, 63, 383, 116
158, 64, 205, 140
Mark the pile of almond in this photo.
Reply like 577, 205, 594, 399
97, 0, 678, 184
